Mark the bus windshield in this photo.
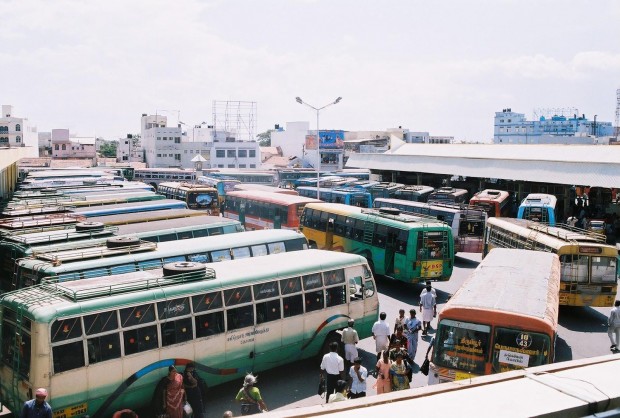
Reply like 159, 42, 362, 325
190, 192, 218, 208
434, 319, 490, 376
491, 328, 551, 373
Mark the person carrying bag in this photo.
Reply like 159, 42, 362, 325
235, 374, 268, 415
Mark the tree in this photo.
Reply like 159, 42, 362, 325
99, 141, 117, 158
256, 130, 272, 146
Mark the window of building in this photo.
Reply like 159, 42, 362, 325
216, 150, 225, 158
249, 150, 256, 158
239, 164, 246, 168
175, 137, 180, 143
228, 164, 236, 168
157, 137, 161, 140
227, 150, 236, 158
250, 164, 256, 168
61, 144, 66, 150
163, 137, 168, 140
238, 150, 247, 158
15, 124, 21, 131
218, 164, 224, 168
16, 136, 21, 143
54, 144, 59, 150
157, 154, 161, 157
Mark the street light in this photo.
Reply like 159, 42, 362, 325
295, 96, 342, 199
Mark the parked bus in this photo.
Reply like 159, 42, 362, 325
197, 176, 241, 204
88, 209, 207, 226
469, 189, 512, 217
209, 170, 276, 185
0, 214, 85, 231
157, 182, 220, 215
0, 216, 243, 292
392, 185, 435, 203
427, 187, 469, 205
8, 191, 163, 208
373, 198, 487, 253
2, 204, 71, 218
134, 168, 198, 183
300, 203, 454, 283
297, 187, 373, 208
276, 169, 322, 188
367, 182, 406, 200
13, 229, 308, 288
430, 248, 560, 383
484, 217, 618, 306
295, 176, 357, 189
233, 183, 299, 196
0, 250, 378, 417
223, 190, 321, 230
16, 181, 154, 193
71, 199, 188, 218
517, 193, 557, 225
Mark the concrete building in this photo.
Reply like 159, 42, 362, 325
0, 105, 38, 150
140, 114, 260, 169
51, 129, 96, 160
116, 135, 144, 163
493, 108, 614, 144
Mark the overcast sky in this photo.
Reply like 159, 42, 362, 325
2, 0, 619, 142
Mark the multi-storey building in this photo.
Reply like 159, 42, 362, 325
0, 105, 38, 150
116, 134, 144, 163
493, 108, 614, 144
51, 129, 96, 160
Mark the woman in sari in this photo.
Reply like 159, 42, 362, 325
164, 365, 186, 418
389, 352, 411, 391
374, 350, 392, 394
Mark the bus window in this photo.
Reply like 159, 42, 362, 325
53, 341, 85, 373
224, 286, 252, 306
305, 290, 324, 312
492, 328, 551, 373
364, 278, 376, 298
334, 215, 347, 235
163, 256, 185, 264
177, 231, 193, 240
344, 217, 355, 238
87, 334, 121, 364
434, 319, 490, 375
268, 242, 285, 254
324, 269, 345, 285
227, 305, 254, 330
591, 256, 617, 283
280, 276, 302, 294
161, 317, 193, 346
58, 272, 81, 281
325, 286, 346, 307
210, 249, 232, 262
52, 317, 82, 342
123, 325, 158, 355
285, 238, 308, 252
84, 311, 118, 335
110, 264, 136, 275
208, 227, 224, 236
192, 228, 210, 238
231, 247, 251, 259
192, 292, 223, 312
559, 255, 589, 283
256, 299, 281, 324
373, 224, 388, 248
302, 273, 322, 290
188, 253, 210, 263
254, 281, 279, 300
353, 219, 365, 241
120, 304, 156, 327
195, 311, 224, 337
83, 268, 109, 279
157, 298, 191, 320
395, 229, 409, 254
251, 244, 268, 257
138, 259, 160, 270
159, 233, 177, 242
282, 295, 303, 317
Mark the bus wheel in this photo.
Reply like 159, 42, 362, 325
75, 221, 105, 232
106, 236, 141, 249
309, 241, 318, 249
163, 261, 207, 277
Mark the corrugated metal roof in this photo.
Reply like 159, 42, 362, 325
347, 144, 620, 188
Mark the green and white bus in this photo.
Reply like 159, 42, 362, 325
300, 203, 455, 283
13, 229, 308, 289
0, 250, 378, 417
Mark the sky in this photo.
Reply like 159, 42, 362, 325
2, 0, 620, 142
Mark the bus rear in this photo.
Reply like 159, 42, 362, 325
469, 189, 511, 217
517, 193, 557, 225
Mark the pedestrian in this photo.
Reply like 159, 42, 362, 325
374, 350, 392, 395
320, 341, 344, 404
328, 380, 348, 403
112, 410, 138, 418
183, 362, 206, 418
388, 339, 413, 381
404, 309, 422, 361
426, 337, 439, 385
347, 357, 367, 399
341, 319, 359, 370
420, 280, 437, 298
20, 388, 53, 418
371, 312, 390, 359
235, 374, 268, 415
163, 365, 186, 418
394, 309, 406, 333
389, 325, 408, 351
609, 300, 620, 351
389, 352, 411, 391
419, 284, 437, 335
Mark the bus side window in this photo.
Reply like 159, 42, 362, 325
373, 224, 387, 248
349, 276, 363, 300
282, 295, 304, 317
256, 299, 281, 324
268, 242, 286, 254
188, 253, 210, 263
195, 311, 224, 337
305, 290, 324, 312
210, 249, 232, 262
53, 342, 85, 373
364, 279, 375, 298
231, 247, 251, 259
325, 285, 346, 307
227, 305, 254, 330
251, 244, 269, 256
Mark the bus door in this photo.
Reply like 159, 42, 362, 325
383, 226, 399, 276
347, 264, 377, 332
325, 213, 335, 250
251, 281, 283, 368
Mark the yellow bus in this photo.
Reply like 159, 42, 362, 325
431, 248, 560, 383
484, 217, 618, 306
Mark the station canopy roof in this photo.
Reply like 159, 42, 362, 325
346, 143, 620, 188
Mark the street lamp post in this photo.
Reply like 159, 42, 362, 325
295, 96, 342, 200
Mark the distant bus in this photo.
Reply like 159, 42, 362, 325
392, 185, 435, 202
71, 199, 188, 218
517, 193, 557, 226
0, 214, 85, 231
88, 209, 207, 226
469, 189, 512, 217
0, 250, 378, 417
157, 182, 220, 215
431, 249, 560, 383
196, 176, 241, 204
13, 229, 308, 288
209, 171, 276, 185
484, 217, 618, 307
8, 191, 163, 208
373, 198, 487, 253
134, 168, 198, 183
2, 204, 70, 218
366, 182, 406, 200
297, 186, 373, 208
276, 169, 322, 188
233, 183, 299, 196
324, 170, 370, 180
296, 176, 357, 189
223, 190, 321, 230
15, 182, 154, 193
427, 187, 469, 205
300, 203, 455, 283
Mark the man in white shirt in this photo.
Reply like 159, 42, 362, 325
609, 300, 620, 351
419, 285, 437, 335
371, 312, 390, 360
420, 280, 437, 298
347, 357, 367, 398
320, 341, 344, 403
341, 319, 359, 370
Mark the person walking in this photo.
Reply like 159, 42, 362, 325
372, 312, 390, 359
609, 300, 620, 351
394, 309, 406, 333
341, 319, 359, 370
328, 380, 348, 403
419, 280, 437, 298
183, 362, 206, 418
389, 352, 411, 391
20, 388, 53, 418
163, 366, 186, 418
347, 357, 367, 399
235, 374, 268, 415
404, 309, 422, 361
320, 341, 344, 403
419, 284, 437, 335
374, 350, 392, 395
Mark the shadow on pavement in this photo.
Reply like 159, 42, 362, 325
377, 279, 451, 305
559, 306, 609, 333
554, 335, 573, 362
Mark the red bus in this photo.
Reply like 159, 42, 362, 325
469, 189, 511, 217
223, 190, 321, 230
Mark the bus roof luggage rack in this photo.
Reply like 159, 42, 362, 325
0, 214, 86, 230
1, 205, 74, 217
39, 262, 215, 302
527, 222, 607, 244
3, 223, 117, 245
363, 208, 439, 223
30, 237, 157, 264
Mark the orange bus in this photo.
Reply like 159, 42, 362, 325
223, 190, 321, 230
469, 189, 511, 217
430, 248, 560, 383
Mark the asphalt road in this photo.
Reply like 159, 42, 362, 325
201, 252, 616, 418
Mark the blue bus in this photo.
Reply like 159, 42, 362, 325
72, 199, 188, 217
517, 193, 557, 226
297, 186, 373, 208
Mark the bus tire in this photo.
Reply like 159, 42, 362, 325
308, 241, 318, 249
106, 236, 141, 249
163, 261, 206, 277
75, 221, 105, 232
